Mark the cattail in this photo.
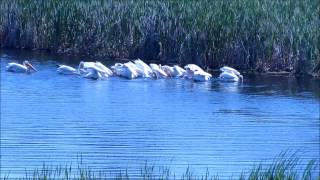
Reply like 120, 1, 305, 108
0, 0, 318, 74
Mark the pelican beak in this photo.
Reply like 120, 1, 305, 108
239, 75, 244, 81
27, 62, 37, 72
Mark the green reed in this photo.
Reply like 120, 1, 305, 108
2, 154, 319, 180
0, 0, 319, 74
1, 160, 318, 180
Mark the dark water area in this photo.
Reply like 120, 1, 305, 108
1, 49, 319, 178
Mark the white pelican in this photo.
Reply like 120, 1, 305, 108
183, 64, 212, 81
57, 65, 78, 75
6, 60, 37, 73
94, 61, 113, 78
111, 63, 139, 79
193, 71, 212, 82
83, 67, 102, 80
173, 65, 187, 77
78, 61, 96, 69
150, 64, 168, 79
111, 63, 123, 76
219, 66, 243, 82
161, 65, 187, 77
160, 65, 175, 77
78, 61, 113, 78
220, 66, 242, 77
184, 64, 204, 73
78, 61, 96, 74
184, 64, 206, 79
134, 59, 153, 78
124, 61, 143, 77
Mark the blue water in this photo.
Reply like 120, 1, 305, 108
1, 50, 319, 178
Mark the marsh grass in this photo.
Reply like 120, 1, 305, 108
2, 154, 319, 180
0, 0, 319, 73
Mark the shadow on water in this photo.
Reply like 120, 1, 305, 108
209, 74, 320, 100
240, 74, 320, 99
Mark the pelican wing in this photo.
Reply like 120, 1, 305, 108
173, 65, 186, 77
150, 64, 167, 78
184, 64, 204, 72
134, 59, 153, 77
161, 65, 175, 77
95, 62, 113, 76
219, 71, 239, 82
57, 65, 77, 74
193, 71, 212, 82
6, 63, 28, 73
220, 66, 241, 76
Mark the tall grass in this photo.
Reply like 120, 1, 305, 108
0, 0, 319, 74
2, 156, 319, 180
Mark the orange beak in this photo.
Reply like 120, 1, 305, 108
26, 63, 37, 72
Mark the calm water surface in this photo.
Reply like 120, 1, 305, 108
1, 50, 319, 178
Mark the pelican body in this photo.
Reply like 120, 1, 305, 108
111, 62, 139, 79
184, 64, 204, 73
78, 61, 96, 75
94, 61, 113, 78
125, 61, 142, 77
219, 66, 243, 82
6, 61, 37, 73
83, 67, 103, 80
184, 64, 211, 81
161, 65, 187, 77
193, 71, 212, 82
134, 59, 153, 78
150, 64, 168, 79
57, 65, 78, 75
184, 64, 205, 79
161, 65, 175, 77
78, 61, 113, 79
173, 65, 187, 77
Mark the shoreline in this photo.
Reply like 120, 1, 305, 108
2, 48, 319, 79
1, 156, 318, 180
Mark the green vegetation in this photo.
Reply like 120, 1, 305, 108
0, 0, 319, 74
2, 156, 319, 180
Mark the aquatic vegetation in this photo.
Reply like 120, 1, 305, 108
2, 155, 319, 180
0, 0, 319, 74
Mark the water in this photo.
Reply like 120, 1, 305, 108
1, 50, 319, 178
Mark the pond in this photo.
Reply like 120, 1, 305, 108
1, 50, 319, 178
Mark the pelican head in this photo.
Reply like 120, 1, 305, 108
23, 60, 37, 72
151, 72, 158, 79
